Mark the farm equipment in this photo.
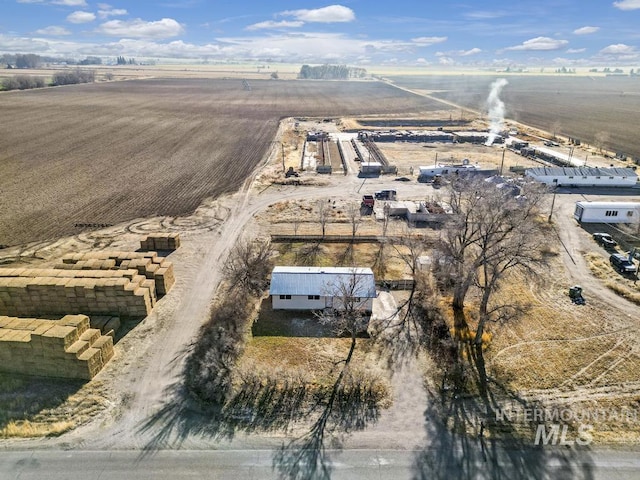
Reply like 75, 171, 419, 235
569, 285, 586, 305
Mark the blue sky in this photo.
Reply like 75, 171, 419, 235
2, 1, 640, 67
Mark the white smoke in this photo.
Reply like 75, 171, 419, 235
485, 78, 508, 146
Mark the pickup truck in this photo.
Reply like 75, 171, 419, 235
593, 232, 616, 248
374, 189, 397, 200
609, 253, 637, 274
361, 195, 375, 208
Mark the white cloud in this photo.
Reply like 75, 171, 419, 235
613, 0, 640, 10
464, 10, 508, 19
412, 36, 447, 46
504, 36, 568, 51
415, 57, 430, 65
98, 7, 128, 19
600, 43, 636, 54
67, 11, 96, 23
34, 25, 71, 35
439, 56, 455, 66
594, 43, 639, 62
97, 18, 184, 38
573, 26, 599, 35
245, 20, 304, 31
281, 5, 355, 23
54, 0, 87, 5
566, 48, 586, 53
437, 47, 481, 57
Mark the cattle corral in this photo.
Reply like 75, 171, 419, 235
0, 78, 446, 247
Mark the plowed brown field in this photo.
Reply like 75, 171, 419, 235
0, 78, 446, 246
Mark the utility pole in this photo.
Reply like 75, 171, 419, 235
548, 182, 558, 223
499, 148, 506, 176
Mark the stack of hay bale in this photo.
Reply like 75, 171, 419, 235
140, 233, 180, 251
0, 314, 114, 380
0, 268, 154, 318
59, 251, 175, 297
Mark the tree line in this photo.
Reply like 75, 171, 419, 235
2, 53, 104, 68
298, 64, 367, 80
1, 68, 96, 91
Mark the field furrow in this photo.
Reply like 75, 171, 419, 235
0, 78, 444, 246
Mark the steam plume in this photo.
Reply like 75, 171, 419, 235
485, 78, 508, 146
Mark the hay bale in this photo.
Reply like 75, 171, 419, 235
92, 335, 114, 362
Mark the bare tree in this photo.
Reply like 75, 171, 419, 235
316, 269, 373, 365
390, 231, 427, 317
317, 200, 329, 238
381, 203, 390, 237
292, 216, 301, 236
437, 177, 547, 318
223, 236, 274, 295
346, 203, 361, 240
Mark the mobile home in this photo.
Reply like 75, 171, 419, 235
573, 201, 640, 223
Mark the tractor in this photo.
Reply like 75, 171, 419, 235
569, 285, 585, 305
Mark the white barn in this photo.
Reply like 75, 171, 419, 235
574, 201, 640, 223
269, 266, 377, 311
525, 167, 638, 187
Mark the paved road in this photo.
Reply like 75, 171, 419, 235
1, 448, 639, 480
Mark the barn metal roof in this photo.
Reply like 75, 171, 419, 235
269, 266, 376, 298
526, 167, 637, 177
575, 201, 640, 209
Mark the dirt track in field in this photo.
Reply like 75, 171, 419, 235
0, 78, 445, 247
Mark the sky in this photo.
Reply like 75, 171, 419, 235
2, 0, 640, 67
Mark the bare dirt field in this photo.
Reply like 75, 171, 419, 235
0, 78, 445, 247
375, 142, 541, 175
389, 74, 640, 160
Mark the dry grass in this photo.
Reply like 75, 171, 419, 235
376, 141, 541, 175
0, 420, 75, 438
0, 373, 107, 438
585, 252, 640, 305
238, 337, 388, 387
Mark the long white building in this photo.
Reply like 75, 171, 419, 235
269, 266, 376, 311
525, 167, 638, 187
574, 201, 640, 223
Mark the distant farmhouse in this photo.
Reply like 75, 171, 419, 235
525, 167, 638, 188
269, 266, 376, 312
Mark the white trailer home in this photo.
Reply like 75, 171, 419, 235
525, 167, 638, 187
270, 266, 376, 312
573, 201, 640, 223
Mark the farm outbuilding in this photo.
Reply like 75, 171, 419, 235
525, 167, 638, 187
269, 266, 376, 311
573, 201, 640, 224
359, 161, 383, 175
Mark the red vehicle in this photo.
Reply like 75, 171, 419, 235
361, 195, 375, 208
